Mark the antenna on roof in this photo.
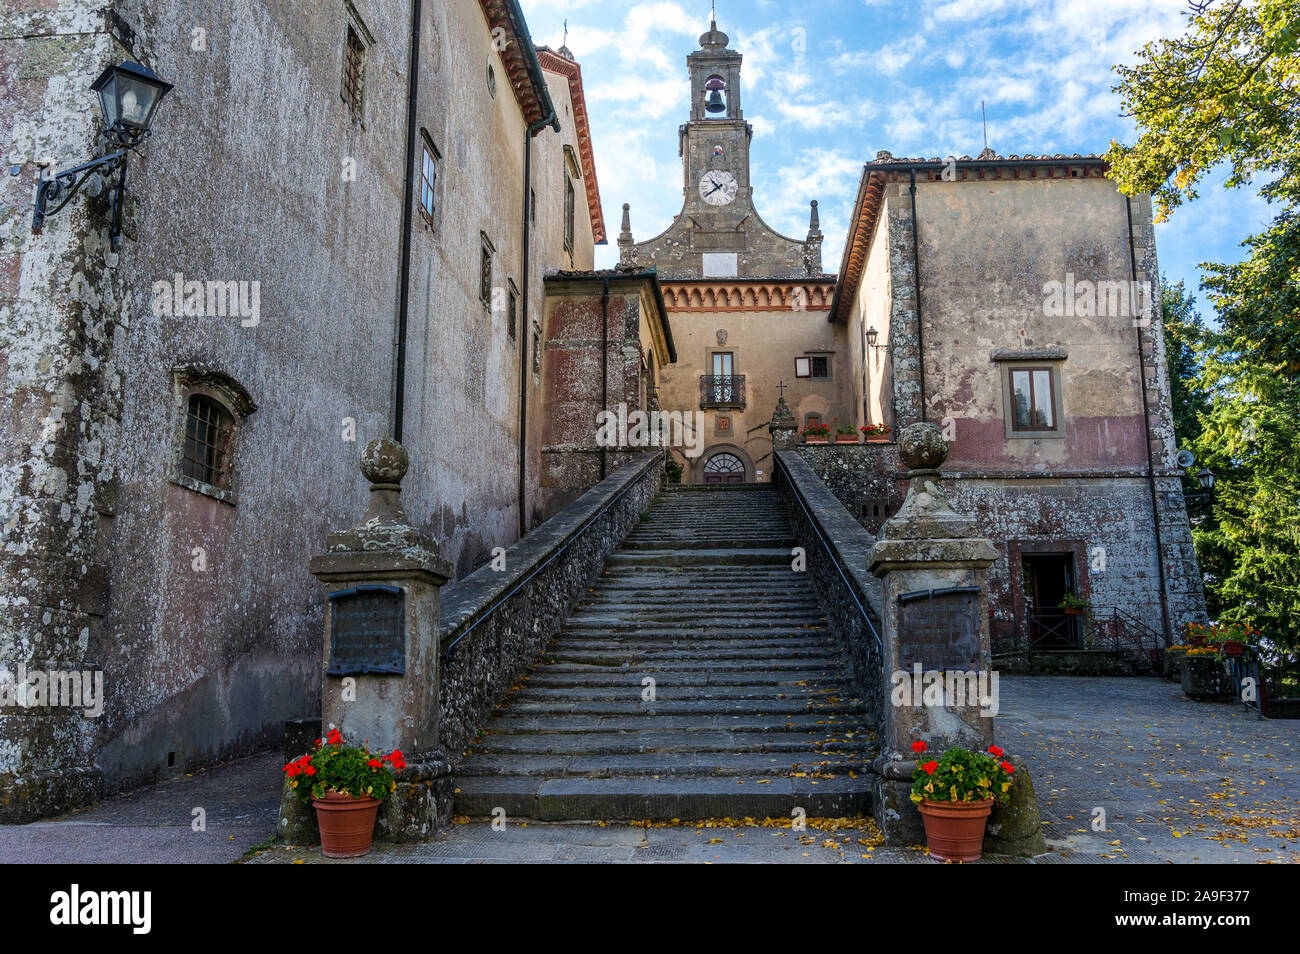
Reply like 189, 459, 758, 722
981, 100, 988, 151
563, 17, 569, 46
711, 0, 717, 25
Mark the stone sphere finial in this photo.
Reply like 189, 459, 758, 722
360, 438, 409, 487
897, 422, 947, 471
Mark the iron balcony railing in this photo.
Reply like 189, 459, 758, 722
699, 374, 746, 409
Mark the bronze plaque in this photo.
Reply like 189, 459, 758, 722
896, 587, 981, 671
327, 585, 406, 676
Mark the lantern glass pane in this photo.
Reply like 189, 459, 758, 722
117, 73, 160, 128
96, 72, 119, 128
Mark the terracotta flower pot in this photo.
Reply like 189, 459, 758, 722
864, 437, 890, 444
805, 437, 828, 444
918, 798, 994, 862
1222, 641, 1245, 657
1063, 607, 1084, 616
313, 792, 382, 858
836, 435, 858, 444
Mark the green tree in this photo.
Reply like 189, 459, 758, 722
1106, 0, 1300, 674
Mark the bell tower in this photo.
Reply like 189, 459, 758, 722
679, 18, 753, 214
622, 15, 822, 279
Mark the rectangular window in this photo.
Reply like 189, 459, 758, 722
342, 25, 366, 120
532, 323, 542, 374
1010, 367, 1056, 431
419, 137, 438, 224
564, 175, 575, 252
530, 188, 537, 224
480, 234, 494, 307
507, 280, 518, 340
795, 355, 829, 379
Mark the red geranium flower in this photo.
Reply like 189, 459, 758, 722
326, 729, 343, 745
922, 760, 938, 775
1000, 761, 1014, 774
988, 745, 1004, 757
304, 765, 317, 776
911, 740, 928, 754
386, 750, 407, 771
367, 759, 381, 768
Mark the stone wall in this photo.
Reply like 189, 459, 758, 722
795, 445, 1207, 653
772, 451, 885, 733
437, 451, 663, 757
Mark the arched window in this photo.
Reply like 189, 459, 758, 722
170, 364, 256, 504
703, 452, 745, 484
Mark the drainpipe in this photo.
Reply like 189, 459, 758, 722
507, 0, 560, 538
391, 0, 423, 442
908, 168, 927, 423
601, 276, 610, 480
1127, 194, 1173, 647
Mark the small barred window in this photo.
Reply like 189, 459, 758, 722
181, 394, 234, 489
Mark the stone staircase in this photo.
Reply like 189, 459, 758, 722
453, 484, 874, 821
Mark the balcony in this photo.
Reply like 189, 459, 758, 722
699, 374, 746, 409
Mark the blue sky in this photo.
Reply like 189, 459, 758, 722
521, 0, 1278, 315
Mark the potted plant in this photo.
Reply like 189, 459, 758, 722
910, 740, 1015, 862
832, 418, 858, 443
1058, 594, 1089, 616
284, 729, 406, 858
801, 422, 830, 444
861, 423, 892, 443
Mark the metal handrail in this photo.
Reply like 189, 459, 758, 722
441, 454, 660, 663
773, 453, 883, 652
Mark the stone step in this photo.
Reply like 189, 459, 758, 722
550, 635, 837, 652
481, 713, 863, 734
605, 548, 795, 567
467, 730, 874, 757
547, 648, 841, 667
522, 669, 852, 688
560, 617, 826, 632
452, 775, 871, 821
512, 684, 856, 703
493, 698, 865, 718
457, 751, 871, 778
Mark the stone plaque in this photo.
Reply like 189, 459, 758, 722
327, 584, 406, 676
896, 586, 980, 670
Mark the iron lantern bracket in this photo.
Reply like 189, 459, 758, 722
31, 124, 151, 251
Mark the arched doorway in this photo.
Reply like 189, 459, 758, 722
702, 451, 745, 484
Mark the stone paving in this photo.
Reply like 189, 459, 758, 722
3, 676, 1296, 863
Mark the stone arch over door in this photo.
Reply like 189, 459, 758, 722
692, 443, 754, 484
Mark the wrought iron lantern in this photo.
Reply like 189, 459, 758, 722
32, 61, 173, 250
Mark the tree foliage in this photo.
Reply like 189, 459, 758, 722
1110, 0, 1300, 675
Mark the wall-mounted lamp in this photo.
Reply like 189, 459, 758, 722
865, 326, 889, 353
1172, 450, 1216, 508
32, 61, 173, 251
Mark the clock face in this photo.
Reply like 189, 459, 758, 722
699, 169, 738, 206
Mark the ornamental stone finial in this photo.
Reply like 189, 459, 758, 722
360, 437, 409, 489
897, 422, 947, 472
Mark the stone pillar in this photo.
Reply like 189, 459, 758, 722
866, 423, 999, 844
279, 439, 454, 844
768, 394, 798, 450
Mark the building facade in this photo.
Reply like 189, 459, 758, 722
0, 0, 610, 820
619, 20, 847, 484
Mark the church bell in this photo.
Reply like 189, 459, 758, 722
705, 89, 726, 113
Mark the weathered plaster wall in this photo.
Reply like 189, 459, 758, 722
654, 300, 846, 483
0, 0, 120, 820
1, 0, 606, 816
834, 168, 1205, 648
